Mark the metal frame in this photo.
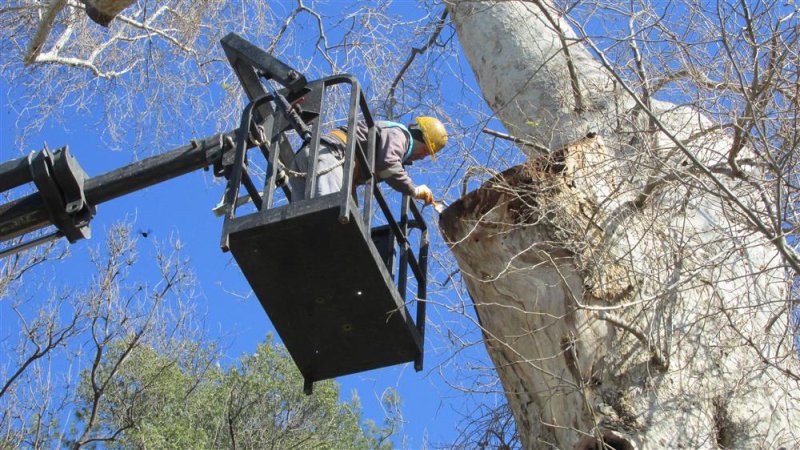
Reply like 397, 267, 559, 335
0, 146, 94, 255
0, 133, 235, 252
219, 57, 429, 392
0, 32, 429, 394
220, 32, 309, 173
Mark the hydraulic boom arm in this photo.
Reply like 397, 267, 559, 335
0, 132, 239, 257
0, 32, 310, 258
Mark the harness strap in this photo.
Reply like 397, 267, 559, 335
376, 121, 414, 163
285, 132, 347, 179
329, 129, 348, 143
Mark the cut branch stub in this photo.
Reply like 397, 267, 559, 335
82, 0, 136, 26
439, 134, 641, 448
441, 134, 634, 302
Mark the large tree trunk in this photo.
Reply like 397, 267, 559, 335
444, 1, 799, 449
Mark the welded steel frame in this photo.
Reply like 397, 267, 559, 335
219, 73, 429, 389
0, 32, 430, 390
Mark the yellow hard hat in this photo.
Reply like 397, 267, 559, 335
415, 116, 448, 158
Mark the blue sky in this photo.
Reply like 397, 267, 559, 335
0, 3, 518, 447
0, 89, 493, 448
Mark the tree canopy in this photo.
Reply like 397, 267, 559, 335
72, 336, 395, 449
0, 224, 397, 448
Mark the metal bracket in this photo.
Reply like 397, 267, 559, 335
28, 146, 94, 243
220, 32, 313, 171
221, 33, 308, 95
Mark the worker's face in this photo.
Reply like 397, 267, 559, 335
408, 139, 430, 163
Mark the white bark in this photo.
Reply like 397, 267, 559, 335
450, 0, 615, 150
23, 0, 67, 65
445, 1, 799, 448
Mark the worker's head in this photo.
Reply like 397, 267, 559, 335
408, 116, 447, 161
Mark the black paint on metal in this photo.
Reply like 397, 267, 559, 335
220, 33, 307, 94
221, 33, 307, 170
0, 133, 234, 244
220, 69, 427, 394
29, 147, 92, 243
0, 154, 34, 192
225, 194, 423, 386
1, 33, 429, 394
84, 133, 231, 206
0, 230, 63, 259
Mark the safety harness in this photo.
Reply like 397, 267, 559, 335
329, 121, 414, 163
287, 121, 413, 180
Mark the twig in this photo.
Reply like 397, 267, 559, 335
482, 127, 551, 155
579, 30, 800, 275
598, 311, 668, 371
530, 0, 585, 113
385, 9, 448, 118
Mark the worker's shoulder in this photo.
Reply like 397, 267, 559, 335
375, 121, 410, 139
375, 120, 408, 130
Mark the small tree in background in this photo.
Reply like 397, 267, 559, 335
0, 224, 396, 448
71, 336, 396, 449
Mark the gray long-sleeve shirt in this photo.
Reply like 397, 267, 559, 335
330, 121, 416, 195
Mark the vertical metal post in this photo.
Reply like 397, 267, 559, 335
265, 143, 281, 208
221, 101, 257, 251
240, 170, 263, 211
303, 85, 326, 201
261, 115, 279, 208
397, 195, 410, 301
338, 80, 361, 224
414, 228, 429, 371
362, 123, 377, 234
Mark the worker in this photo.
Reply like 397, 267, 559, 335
288, 116, 447, 204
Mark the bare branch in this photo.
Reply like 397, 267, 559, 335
385, 9, 448, 118
23, 0, 66, 65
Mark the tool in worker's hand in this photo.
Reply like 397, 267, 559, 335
432, 200, 448, 214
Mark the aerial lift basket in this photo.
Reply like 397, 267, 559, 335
0, 33, 428, 395
218, 34, 428, 394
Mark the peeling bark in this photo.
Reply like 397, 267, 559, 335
440, 135, 799, 448
447, 3, 797, 448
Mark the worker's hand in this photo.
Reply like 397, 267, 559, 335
413, 185, 434, 204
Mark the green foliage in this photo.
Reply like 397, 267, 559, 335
73, 336, 395, 449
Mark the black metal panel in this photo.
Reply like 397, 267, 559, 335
29, 148, 92, 243
370, 225, 396, 277
220, 33, 307, 93
227, 194, 422, 383
220, 33, 304, 168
